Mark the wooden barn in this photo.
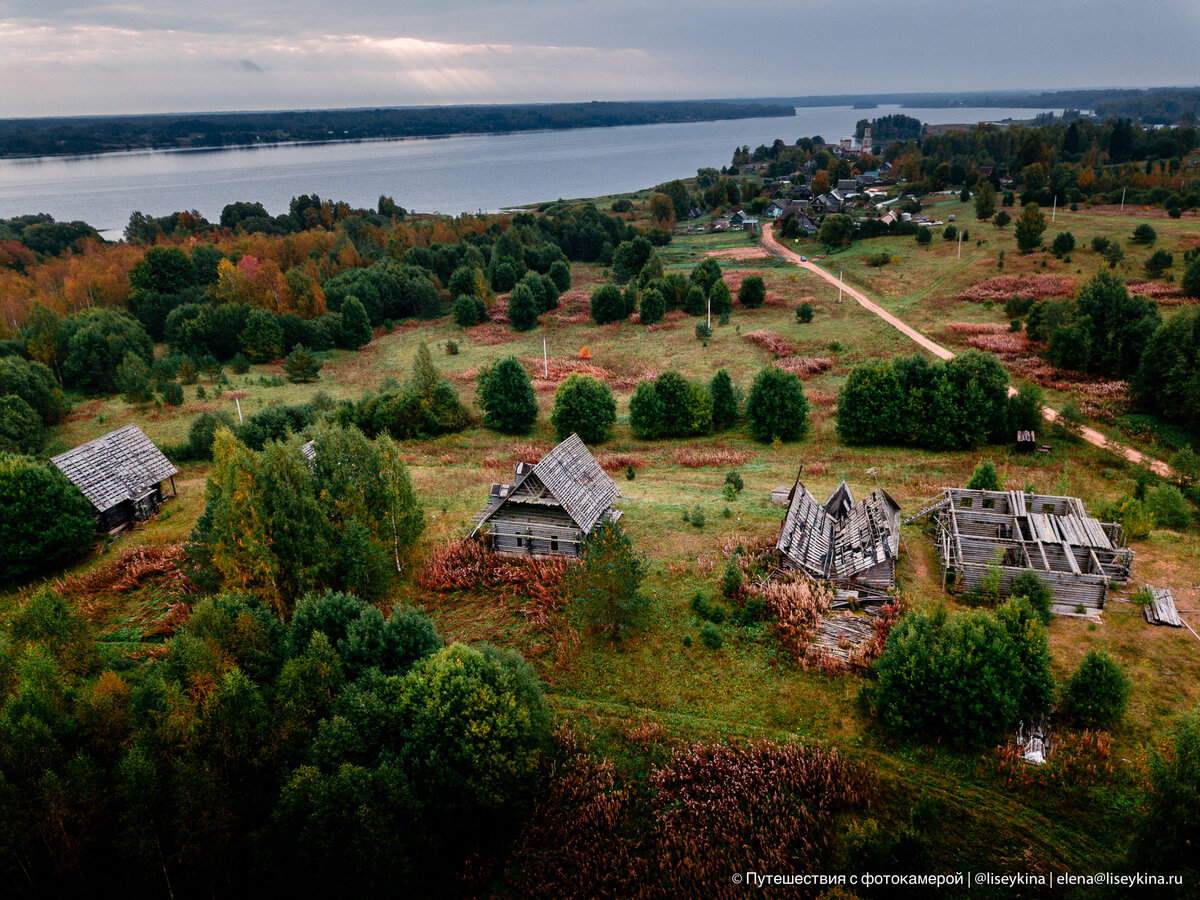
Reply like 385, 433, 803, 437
51, 424, 177, 533
469, 434, 621, 559
775, 476, 902, 594
909, 488, 1134, 613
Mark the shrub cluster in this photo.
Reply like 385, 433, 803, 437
836, 351, 1010, 450
862, 599, 1055, 748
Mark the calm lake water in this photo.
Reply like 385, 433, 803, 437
0, 105, 1055, 238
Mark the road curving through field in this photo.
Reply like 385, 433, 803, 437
761, 224, 1171, 477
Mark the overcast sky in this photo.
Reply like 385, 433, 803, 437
3, 1, 1199, 118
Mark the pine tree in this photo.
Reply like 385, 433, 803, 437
737, 275, 766, 309
548, 258, 572, 293
590, 284, 626, 325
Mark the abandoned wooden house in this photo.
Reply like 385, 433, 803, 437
910, 488, 1134, 612
775, 476, 902, 594
468, 434, 621, 559
50, 424, 178, 533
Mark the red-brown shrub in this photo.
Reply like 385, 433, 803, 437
773, 356, 834, 376
955, 275, 1075, 303
417, 539, 570, 623
672, 448, 753, 468
743, 329, 795, 356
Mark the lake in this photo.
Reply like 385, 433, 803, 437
0, 105, 1056, 238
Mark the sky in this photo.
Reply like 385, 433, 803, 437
2, 1, 1200, 118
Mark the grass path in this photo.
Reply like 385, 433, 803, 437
761, 224, 1172, 478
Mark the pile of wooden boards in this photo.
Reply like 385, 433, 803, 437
1144, 585, 1183, 627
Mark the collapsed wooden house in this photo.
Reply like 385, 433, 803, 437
775, 476, 902, 594
468, 434, 621, 559
909, 488, 1133, 612
51, 424, 178, 533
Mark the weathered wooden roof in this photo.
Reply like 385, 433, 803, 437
51, 424, 177, 513
470, 433, 619, 537
776, 476, 900, 585
776, 480, 836, 579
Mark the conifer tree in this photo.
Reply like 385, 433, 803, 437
710, 369, 738, 429
339, 296, 373, 349
478, 356, 538, 434
283, 345, 322, 383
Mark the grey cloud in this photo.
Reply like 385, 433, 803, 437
1, 0, 1199, 116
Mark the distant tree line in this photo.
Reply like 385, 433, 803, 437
0, 100, 795, 159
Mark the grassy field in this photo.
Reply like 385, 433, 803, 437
10, 204, 1200, 879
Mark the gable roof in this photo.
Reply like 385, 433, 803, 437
775, 476, 901, 586
470, 434, 619, 536
51, 424, 177, 513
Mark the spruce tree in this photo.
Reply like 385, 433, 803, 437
737, 275, 766, 309
710, 369, 738, 430
116, 351, 155, 403
240, 308, 284, 362
628, 380, 663, 439
551, 374, 616, 443
339, 296, 373, 349
283, 345, 323, 383
639, 288, 666, 325
747, 366, 809, 442
478, 356, 538, 434
508, 282, 540, 331
708, 278, 733, 316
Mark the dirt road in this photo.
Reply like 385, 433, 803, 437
760, 225, 1171, 477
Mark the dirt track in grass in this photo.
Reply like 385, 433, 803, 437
761, 224, 1172, 478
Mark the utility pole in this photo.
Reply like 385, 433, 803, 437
1121, 187, 1126, 213
234, 396, 244, 425
1051, 194, 1056, 223
543, 337, 548, 378
957, 231, 962, 260
707, 296, 711, 329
